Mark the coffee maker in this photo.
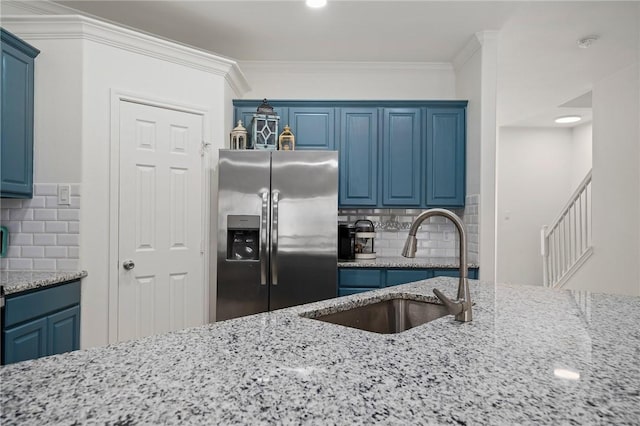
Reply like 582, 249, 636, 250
338, 223, 356, 261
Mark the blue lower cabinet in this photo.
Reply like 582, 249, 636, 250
338, 287, 379, 297
338, 267, 479, 295
338, 268, 383, 288
2, 280, 81, 365
47, 305, 80, 356
385, 269, 432, 287
3, 317, 47, 364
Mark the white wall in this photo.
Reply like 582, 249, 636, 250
567, 63, 640, 296
570, 122, 593, 189
454, 32, 499, 282
239, 62, 456, 100
496, 127, 574, 286
5, 15, 246, 349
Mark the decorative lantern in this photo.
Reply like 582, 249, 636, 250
251, 98, 279, 150
230, 120, 248, 150
278, 125, 295, 151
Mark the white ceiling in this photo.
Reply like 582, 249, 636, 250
48, 1, 640, 127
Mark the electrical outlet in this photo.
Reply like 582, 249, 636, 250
58, 184, 71, 205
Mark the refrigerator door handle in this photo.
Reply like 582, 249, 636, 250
260, 191, 269, 286
271, 190, 279, 286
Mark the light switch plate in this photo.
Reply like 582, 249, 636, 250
58, 184, 71, 205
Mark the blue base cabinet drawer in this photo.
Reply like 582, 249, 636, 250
337, 267, 479, 296
338, 269, 383, 288
385, 269, 432, 286
2, 280, 81, 365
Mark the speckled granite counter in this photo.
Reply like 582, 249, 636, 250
338, 256, 479, 269
1, 270, 87, 295
1, 278, 639, 424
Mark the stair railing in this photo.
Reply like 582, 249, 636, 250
541, 170, 593, 288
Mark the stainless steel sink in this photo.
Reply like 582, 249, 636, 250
308, 297, 449, 334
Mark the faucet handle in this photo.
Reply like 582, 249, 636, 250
433, 288, 463, 316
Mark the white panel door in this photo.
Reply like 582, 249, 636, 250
118, 100, 204, 342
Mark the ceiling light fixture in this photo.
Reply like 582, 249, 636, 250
578, 35, 599, 49
306, 0, 327, 8
555, 115, 582, 124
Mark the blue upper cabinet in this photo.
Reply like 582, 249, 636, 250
339, 108, 378, 206
288, 107, 335, 150
425, 107, 466, 207
382, 108, 421, 206
232, 100, 467, 208
1, 29, 40, 199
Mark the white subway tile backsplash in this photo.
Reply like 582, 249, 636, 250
342, 197, 480, 264
70, 184, 81, 196
34, 209, 57, 221
57, 234, 79, 246
45, 221, 67, 233
68, 222, 80, 234
21, 246, 45, 258
45, 246, 67, 258
10, 233, 32, 246
1, 182, 81, 271
33, 234, 57, 246
22, 196, 46, 208
56, 259, 79, 271
22, 221, 45, 233
33, 259, 57, 270
10, 258, 33, 269
58, 210, 79, 221
1, 258, 8, 269
0, 199, 22, 209
34, 184, 59, 196
10, 208, 33, 220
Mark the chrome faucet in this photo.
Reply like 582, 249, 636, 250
401, 208, 472, 322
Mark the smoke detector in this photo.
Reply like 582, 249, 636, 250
578, 36, 599, 49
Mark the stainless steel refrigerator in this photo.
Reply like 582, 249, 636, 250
216, 150, 338, 321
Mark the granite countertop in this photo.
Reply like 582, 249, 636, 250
1, 278, 639, 424
338, 256, 479, 269
1, 270, 88, 296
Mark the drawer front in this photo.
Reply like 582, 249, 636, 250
385, 269, 432, 287
338, 287, 379, 297
4, 280, 81, 327
338, 269, 383, 288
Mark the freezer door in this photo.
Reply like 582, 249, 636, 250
269, 151, 338, 310
217, 150, 271, 321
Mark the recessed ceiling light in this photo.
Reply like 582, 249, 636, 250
306, 0, 327, 8
555, 115, 582, 124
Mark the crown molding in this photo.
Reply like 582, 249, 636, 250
1, 15, 251, 97
453, 30, 499, 71
1, 0, 78, 15
239, 60, 453, 74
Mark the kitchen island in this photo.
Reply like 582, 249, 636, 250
1, 277, 638, 424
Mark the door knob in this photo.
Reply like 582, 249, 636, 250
122, 260, 135, 270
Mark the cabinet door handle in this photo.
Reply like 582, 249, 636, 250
122, 260, 135, 270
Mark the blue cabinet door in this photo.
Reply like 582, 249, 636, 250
47, 305, 80, 356
288, 107, 335, 150
382, 108, 421, 206
1, 29, 39, 198
234, 106, 288, 149
339, 108, 378, 206
3, 317, 47, 364
425, 107, 466, 207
